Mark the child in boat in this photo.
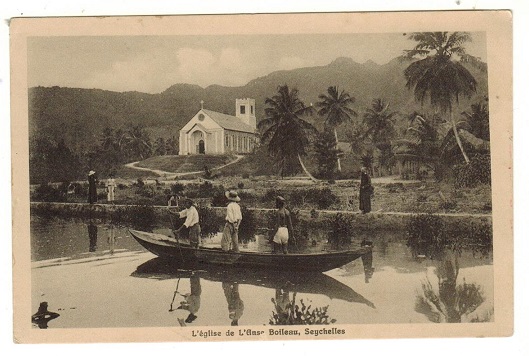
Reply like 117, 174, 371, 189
273, 196, 294, 254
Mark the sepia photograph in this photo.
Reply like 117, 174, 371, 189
9, 10, 513, 344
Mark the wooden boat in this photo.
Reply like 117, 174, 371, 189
129, 229, 371, 272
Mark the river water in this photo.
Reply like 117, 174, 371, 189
30, 216, 493, 329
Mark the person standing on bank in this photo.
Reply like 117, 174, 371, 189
106, 173, 116, 203
359, 167, 373, 214
174, 198, 201, 249
273, 196, 294, 254
222, 190, 242, 252
87, 170, 98, 204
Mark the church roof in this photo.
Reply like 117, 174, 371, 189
202, 109, 255, 133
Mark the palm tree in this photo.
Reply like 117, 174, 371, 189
345, 122, 366, 156
461, 101, 490, 141
402, 32, 486, 164
123, 125, 153, 161
316, 86, 357, 172
363, 98, 397, 175
258, 84, 317, 180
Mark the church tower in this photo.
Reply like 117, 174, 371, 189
235, 98, 256, 131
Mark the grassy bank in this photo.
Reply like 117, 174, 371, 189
135, 154, 236, 173
30, 177, 492, 215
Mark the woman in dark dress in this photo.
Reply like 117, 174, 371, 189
359, 167, 372, 214
88, 170, 98, 204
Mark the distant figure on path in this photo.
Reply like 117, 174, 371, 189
106, 173, 116, 203
87, 170, 98, 204
272, 196, 294, 254
359, 167, 373, 214
222, 190, 242, 252
173, 198, 201, 248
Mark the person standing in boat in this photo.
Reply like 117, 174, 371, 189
174, 198, 201, 249
87, 170, 98, 204
272, 196, 294, 254
359, 166, 373, 214
222, 190, 242, 252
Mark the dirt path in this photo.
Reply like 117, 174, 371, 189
125, 155, 244, 180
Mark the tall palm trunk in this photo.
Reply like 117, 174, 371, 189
297, 154, 319, 182
450, 110, 470, 164
334, 128, 342, 172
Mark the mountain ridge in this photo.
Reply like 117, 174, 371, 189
29, 56, 488, 151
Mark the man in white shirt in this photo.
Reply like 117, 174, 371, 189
174, 199, 201, 248
222, 190, 242, 252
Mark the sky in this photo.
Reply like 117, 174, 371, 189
27, 32, 487, 94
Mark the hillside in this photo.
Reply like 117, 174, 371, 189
29, 57, 489, 150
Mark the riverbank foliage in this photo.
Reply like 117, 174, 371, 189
406, 213, 492, 259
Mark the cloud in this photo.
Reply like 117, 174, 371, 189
278, 56, 312, 71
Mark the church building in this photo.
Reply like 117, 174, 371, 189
178, 98, 258, 155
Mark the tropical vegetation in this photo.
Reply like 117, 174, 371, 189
401, 32, 486, 164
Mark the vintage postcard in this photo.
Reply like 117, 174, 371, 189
11, 11, 512, 343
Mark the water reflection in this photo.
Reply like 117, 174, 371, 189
107, 225, 116, 255
87, 221, 98, 252
270, 289, 335, 325
223, 280, 244, 326
32, 302, 60, 329
131, 258, 375, 326
133, 258, 375, 308
177, 274, 202, 324
415, 250, 488, 323
361, 250, 375, 283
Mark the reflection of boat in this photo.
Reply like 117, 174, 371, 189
131, 257, 375, 308
129, 229, 370, 272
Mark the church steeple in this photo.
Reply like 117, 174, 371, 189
235, 98, 256, 130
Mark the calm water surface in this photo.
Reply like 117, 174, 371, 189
30, 216, 493, 328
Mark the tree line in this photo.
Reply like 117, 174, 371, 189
30, 125, 178, 184
258, 32, 490, 182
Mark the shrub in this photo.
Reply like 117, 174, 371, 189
439, 199, 457, 212
416, 194, 428, 203
237, 182, 245, 189
196, 206, 224, 238
453, 154, 491, 188
327, 213, 354, 245
406, 214, 492, 258
312, 188, 339, 210
211, 191, 228, 207
136, 185, 155, 198
262, 188, 280, 203
289, 188, 339, 210
135, 177, 145, 187
171, 183, 185, 195
31, 183, 67, 202
269, 296, 335, 325
242, 173, 250, 179
238, 206, 257, 243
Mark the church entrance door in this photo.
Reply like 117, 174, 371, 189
198, 140, 205, 154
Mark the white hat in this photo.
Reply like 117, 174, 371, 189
225, 190, 241, 202
88, 170, 96, 176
